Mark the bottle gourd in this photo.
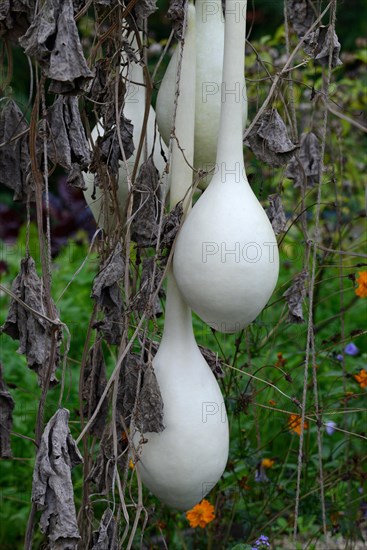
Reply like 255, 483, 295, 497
173, 0, 279, 333
134, 5, 229, 510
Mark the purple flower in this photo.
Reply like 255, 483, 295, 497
252, 534, 270, 549
325, 421, 336, 435
336, 354, 344, 362
344, 343, 359, 356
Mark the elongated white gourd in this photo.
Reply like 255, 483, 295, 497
134, 5, 229, 510
173, 0, 279, 334
83, 39, 167, 233
156, 0, 247, 186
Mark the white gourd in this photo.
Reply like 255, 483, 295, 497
173, 0, 279, 334
156, 0, 247, 186
134, 5, 229, 510
83, 39, 167, 233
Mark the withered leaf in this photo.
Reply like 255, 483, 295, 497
135, 362, 165, 433
117, 353, 140, 427
0, 256, 62, 389
93, 115, 134, 176
286, 0, 315, 39
131, 156, 161, 247
133, 257, 163, 318
304, 25, 342, 68
160, 200, 183, 254
93, 309, 123, 346
92, 508, 118, 550
0, 0, 34, 42
167, 0, 186, 40
285, 132, 321, 189
92, 243, 125, 310
0, 99, 32, 201
19, 0, 93, 94
82, 340, 108, 438
66, 163, 87, 190
47, 95, 90, 180
133, 0, 158, 29
198, 346, 225, 379
266, 193, 287, 235
0, 363, 15, 458
32, 408, 82, 549
245, 109, 298, 167
283, 270, 308, 323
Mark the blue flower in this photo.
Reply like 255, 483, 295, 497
325, 421, 336, 435
336, 354, 344, 361
344, 343, 359, 356
252, 534, 270, 549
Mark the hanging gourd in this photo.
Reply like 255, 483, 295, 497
156, 0, 247, 186
173, 0, 279, 334
83, 36, 167, 233
134, 4, 229, 510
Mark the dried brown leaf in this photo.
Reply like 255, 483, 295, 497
286, 0, 315, 39
92, 243, 125, 310
47, 96, 90, 180
167, 0, 186, 40
0, 0, 34, 42
283, 270, 308, 324
0, 99, 32, 201
93, 309, 123, 346
32, 408, 82, 549
134, 361, 165, 433
133, 0, 158, 29
133, 257, 163, 318
266, 193, 287, 235
285, 132, 321, 189
131, 156, 161, 247
0, 256, 62, 389
304, 25, 342, 68
92, 508, 118, 550
82, 340, 108, 438
245, 109, 298, 167
0, 363, 15, 458
92, 115, 134, 176
19, 0, 93, 94
160, 200, 183, 255
117, 353, 140, 427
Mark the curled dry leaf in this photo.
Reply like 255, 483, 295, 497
245, 109, 298, 168
0, 363, 15, 458
131, 156, 161, 247
167, 0, 186, 40
0, 256, 62, 389
92, 508, 118, 550
266, 193, 287, 235
304, 25, 342, 68
91, 115, 134, 177
32, 408, 83, 549
47, 95, 90, 187
82, 340, 108, 438
160, 200, 183, 256
0, 0, 34, 42
117, 353, 140, 428
286, 0, 315, 39
19, 0, 93, 94
285, 132, 321, 189
135, 361, 165, 433
92, 243, 125, 345
0, 99, 32, 202
283, 270, 308, 324
133, 257, 163, 318
198, 346, 225, 379
133, 0, 158, 30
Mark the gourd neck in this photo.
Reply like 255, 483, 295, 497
215, 0, 247, 171
161, 269, 196, 347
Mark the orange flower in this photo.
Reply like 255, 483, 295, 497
261, 458, 275, 469
353, 369, 367, 389
288, 414, 308, 436
275, 352, 286, 368
129, 459, 135, 470
355, 271, 367, 298
186, 499, 215, 528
